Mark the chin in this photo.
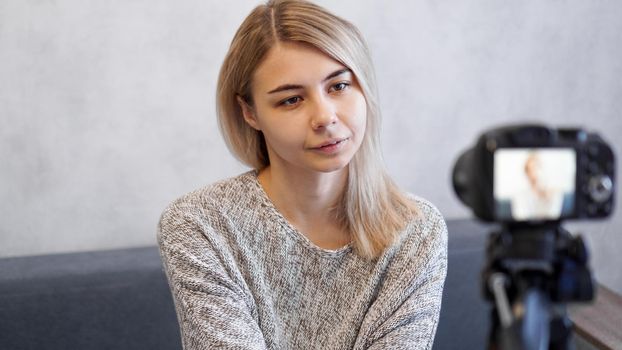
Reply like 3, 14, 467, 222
311, 158, 352, 173
316, 166, 348, 174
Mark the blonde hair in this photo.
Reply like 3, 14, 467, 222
217, 0, 419, 259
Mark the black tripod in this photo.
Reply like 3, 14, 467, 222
482, 223, 594, 350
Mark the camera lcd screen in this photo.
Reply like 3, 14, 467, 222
494, 148, 576, 221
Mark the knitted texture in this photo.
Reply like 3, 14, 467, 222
157, 171, 447, 349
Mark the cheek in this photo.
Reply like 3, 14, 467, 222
258, 116, 306, 149
350, 95, 368, 135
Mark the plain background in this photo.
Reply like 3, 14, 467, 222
1, 1, 621, 294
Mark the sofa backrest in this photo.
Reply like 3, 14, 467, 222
0, 219, 491, 350
0, 247, 182, 350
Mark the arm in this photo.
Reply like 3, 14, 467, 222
157, 201, 268, 350
355, 209, 448, 350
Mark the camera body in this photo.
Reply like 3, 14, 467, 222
453, 124, 615, 223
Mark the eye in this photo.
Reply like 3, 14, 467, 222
279, 96, 302, 107
329, 82, 350, 93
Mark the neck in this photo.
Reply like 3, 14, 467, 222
257, 165, 348, 227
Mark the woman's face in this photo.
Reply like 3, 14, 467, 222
525, 154, 542, 184
240, 41, 367, 175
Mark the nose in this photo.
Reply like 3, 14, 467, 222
310, 97, 338, 130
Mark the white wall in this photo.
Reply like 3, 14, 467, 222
1, 0, 621, 293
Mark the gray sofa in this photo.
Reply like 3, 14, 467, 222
0, 219, 490, 350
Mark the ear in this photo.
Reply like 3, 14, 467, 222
237, 95, 261, 131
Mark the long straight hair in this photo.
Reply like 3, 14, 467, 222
217, 0, 419, 259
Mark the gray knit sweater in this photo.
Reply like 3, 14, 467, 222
157, 171, 447, 350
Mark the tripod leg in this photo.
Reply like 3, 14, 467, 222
549, 314, 574, 350
488, 307, 500, 350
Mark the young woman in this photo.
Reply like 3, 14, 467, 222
158, 1, 448, 349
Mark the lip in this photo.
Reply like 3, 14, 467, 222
311, 137, 348, 149
310, 137, 349, 154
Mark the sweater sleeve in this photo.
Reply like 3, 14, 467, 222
354, 205, 448, 350
157, 200, 268, 350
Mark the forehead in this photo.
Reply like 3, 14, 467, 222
252, 41, 346, 92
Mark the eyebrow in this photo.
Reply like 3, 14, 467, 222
267, 68, 351, 94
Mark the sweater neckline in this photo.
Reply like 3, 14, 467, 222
245, 170, 353, 258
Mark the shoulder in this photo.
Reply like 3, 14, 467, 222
411, 195, 447, 234
401, 194, 447, 234
398, 195, 448, 257
367, 195, 447, 311
157, 171, 259, 239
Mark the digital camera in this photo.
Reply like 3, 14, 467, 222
452, 124, 615, 223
